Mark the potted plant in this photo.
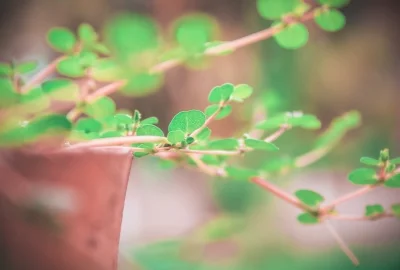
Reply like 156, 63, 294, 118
0, 0, 399, 269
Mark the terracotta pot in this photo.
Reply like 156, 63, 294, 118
0, 147, 133, 270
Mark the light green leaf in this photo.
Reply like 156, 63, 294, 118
75, 118, 102, 133
196, 127, 211, 141
100, 131, 122, 138
114, 114, 132, 125
91, 58, 123, 82
136, 124, 164, 137
141, 116, 159, 125
274, 23, 309, 49
365, 204, 385, 217
208, 83, 234, 103
168, 110, 205, 134
232, 84, 253, 101
225, 166, 258, 180
167, 130, 185, 144
244, 138, 279, 151
257, 0, 301, 19
297, 213, 319, 224
295, 190, 324, 207
209, 138, 239, 150
47, 27, 77, 53
315, 9, 346, 32
78, 23, 98, 44
15, 61, 38, 74
57, 56, 85, 78
41, 79, 80, 101
84, 97, 116, 119
205, 104, 232, 120
360, 157, 380, 166
288, 114, 321, 129
348, 168, 378, 185
256, 114, 287, 130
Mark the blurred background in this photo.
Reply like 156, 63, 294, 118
1, 0, 399, 269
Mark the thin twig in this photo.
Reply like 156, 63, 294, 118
21, 56, 65, 93
67, 136, 168, 149
324, 220, 359, 266
326, 213, 394, 221
322, 185, 377, 211
188, 153, 219, 176
264, 125, 289, 143
190, 102, 224, 138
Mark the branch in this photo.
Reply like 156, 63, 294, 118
190, 102, 224, 138
21, 56, 65, 93
324, 221, 359, 266
264, 125, 289, 143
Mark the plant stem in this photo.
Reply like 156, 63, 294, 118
67, 136, 168, 149
251, 177, 310, 211
322, 185, 378, 211
188, 153, 220, 176
326, 213, 394, 221
21, 56, 65, 93
190, 102, 224, 138
264, 125, 289, 143
86, 80, 126, 102
295, 146, 331, 168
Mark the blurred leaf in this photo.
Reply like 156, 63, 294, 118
365, 204, 385, 217
348, 168, 377, 185
360, 157, 380, 166
91, 58, 123, 82
57, 56, 85, 77
205, 104, 232, 120
232, 84, 253, 101
244, 138, 279, 151
141, 116, 159, 125
0, 78, 19, 108
200, 215, 245, 240
84, 97, 116, 119
390, 157, 400, 165
274, 23, 309, 49
167, 130, 185, 144
297, 212, 319, 224
196, 127, 211, 141
295, 190, 324, 207
0, 63, 12, 76
47, 27, 77, 53
225, 166, 259, 180
168, 110, 205, 134
385, 174, 400, 188
209, 138, 239, 150
315, 9, 346, 32
122, 73, 163, 97
75, 118, 102, 133
78, 23, 98, 44
288, 114, 321, 129
257, 0, 301, 19
391, 204, 400, 218
317, 0, 350, 8
262, 156, 294, 174
15, 61, 38, 74
136, 124, 164, 137
208, 83, 234, 103
100, 131, 123, 138
114, 114, 132, 125
42, 79, 79, 101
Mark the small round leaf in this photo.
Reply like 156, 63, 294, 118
274, 23, 309, 49
348, 168, 377, 185
315, 9, 346, 32
47, 27, 77, 53
295, 190, 324, 207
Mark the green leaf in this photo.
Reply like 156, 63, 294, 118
122, 73, 163, 97
365, 204, 385, 217
348, 168, 378, 185
141, 116, 159, 125
317, 0, 349, 8
384, 174, 400, 188
92, 43, 111, 55
315, 9, 346, 32
205, 104, 232, 120
274, 23, 309, 49
262, 156, 294, 174
288, 114, 321, 129
391, 204, 400, 218
100, 131, 122, 138
168, 110, 205, 134
257, 0, 301, 19
41, 79, 80, 101
297, 212, 319, 224
208, 83, 234, 103
196, 127, 211, 141
57, 56, 85, 78
231, 84, 253, 101
256, 114, 287, 130
114, 114, 132, 125
91, 58, 123, 82
136, 124, 164, 137
78, 23, 98, 44
360, 157, 380, 166
225, 166, 258, 180
75, 118, 102, 133
84, 97, 116, 119
15, 61, 38, 74
209, 138, 239, 150
47, 27, 77, 53
78, 51, 97, 67
20, 87, 50, 113
167, 130, 185, 144
0, 63, 12, 76
295, 190, 324, 207
244, 138, 279, 151
390, 157, 400, 165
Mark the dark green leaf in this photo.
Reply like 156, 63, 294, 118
168, 110, 205, 134
47, 27, 77, 53
167, 130, 185, 144
186, 137, 195, 144
244, 138, 279, 151
208, 83, 234, 103
295, 190, 324, 207
315, 9, 346, 32
365, 204, 385, 217
348, 168, 377, 185
297, 212, 319, 224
